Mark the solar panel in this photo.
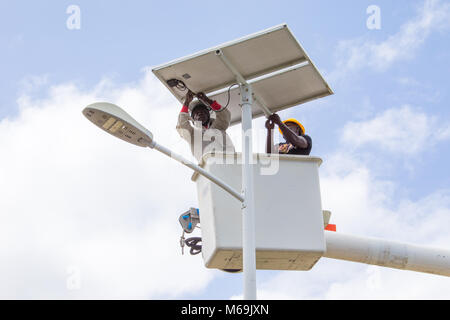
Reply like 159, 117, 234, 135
152, 23, 333, 125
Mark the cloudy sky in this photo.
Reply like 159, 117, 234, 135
1, 0, 450, 299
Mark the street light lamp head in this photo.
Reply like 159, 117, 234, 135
82, 102, 153, 147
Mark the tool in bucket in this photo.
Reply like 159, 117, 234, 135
178, 208, 202, 255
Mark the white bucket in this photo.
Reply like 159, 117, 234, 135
192, 152, 326, 271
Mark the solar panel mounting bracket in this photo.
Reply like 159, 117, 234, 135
215, 49, 273, 116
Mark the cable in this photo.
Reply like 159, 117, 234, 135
185, 237, 202, 255
214, 83, 238, 113
176, 81, 187, 91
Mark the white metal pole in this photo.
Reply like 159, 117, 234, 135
144, 140, 244, 203
240, 83, 257, 300
324, 231, 450, 277
216, 49, 273, 117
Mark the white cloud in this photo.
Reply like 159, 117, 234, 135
19, 74, 49, 94
341, 105, 450, 155
435, 124, 450, 141
331, 0, 450, 80
247, 151, 450, 300
396, 77, 420, 87
0, 70, 218, 299
2, 69, 449, 300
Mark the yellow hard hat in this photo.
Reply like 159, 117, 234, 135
279, 118, 305, 135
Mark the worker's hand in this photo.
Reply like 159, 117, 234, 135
265, 119, 275, 130
196, 92, 213, 105
268, 113, 282, 125
184, 90, 194, 106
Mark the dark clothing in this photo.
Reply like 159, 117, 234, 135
277, 134, 312, 155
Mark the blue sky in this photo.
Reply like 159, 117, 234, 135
1, 0, 450, 299
0, 0, 420, 115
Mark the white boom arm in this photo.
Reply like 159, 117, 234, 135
324, 231, 450, 277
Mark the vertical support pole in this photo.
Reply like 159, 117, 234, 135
240, 83, 257, 300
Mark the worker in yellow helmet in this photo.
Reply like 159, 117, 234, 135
265, 113, 312, 155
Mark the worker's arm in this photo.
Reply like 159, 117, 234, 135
176, 91, 195, 141
269, 114, 309, 149
211, 107, 231, 131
